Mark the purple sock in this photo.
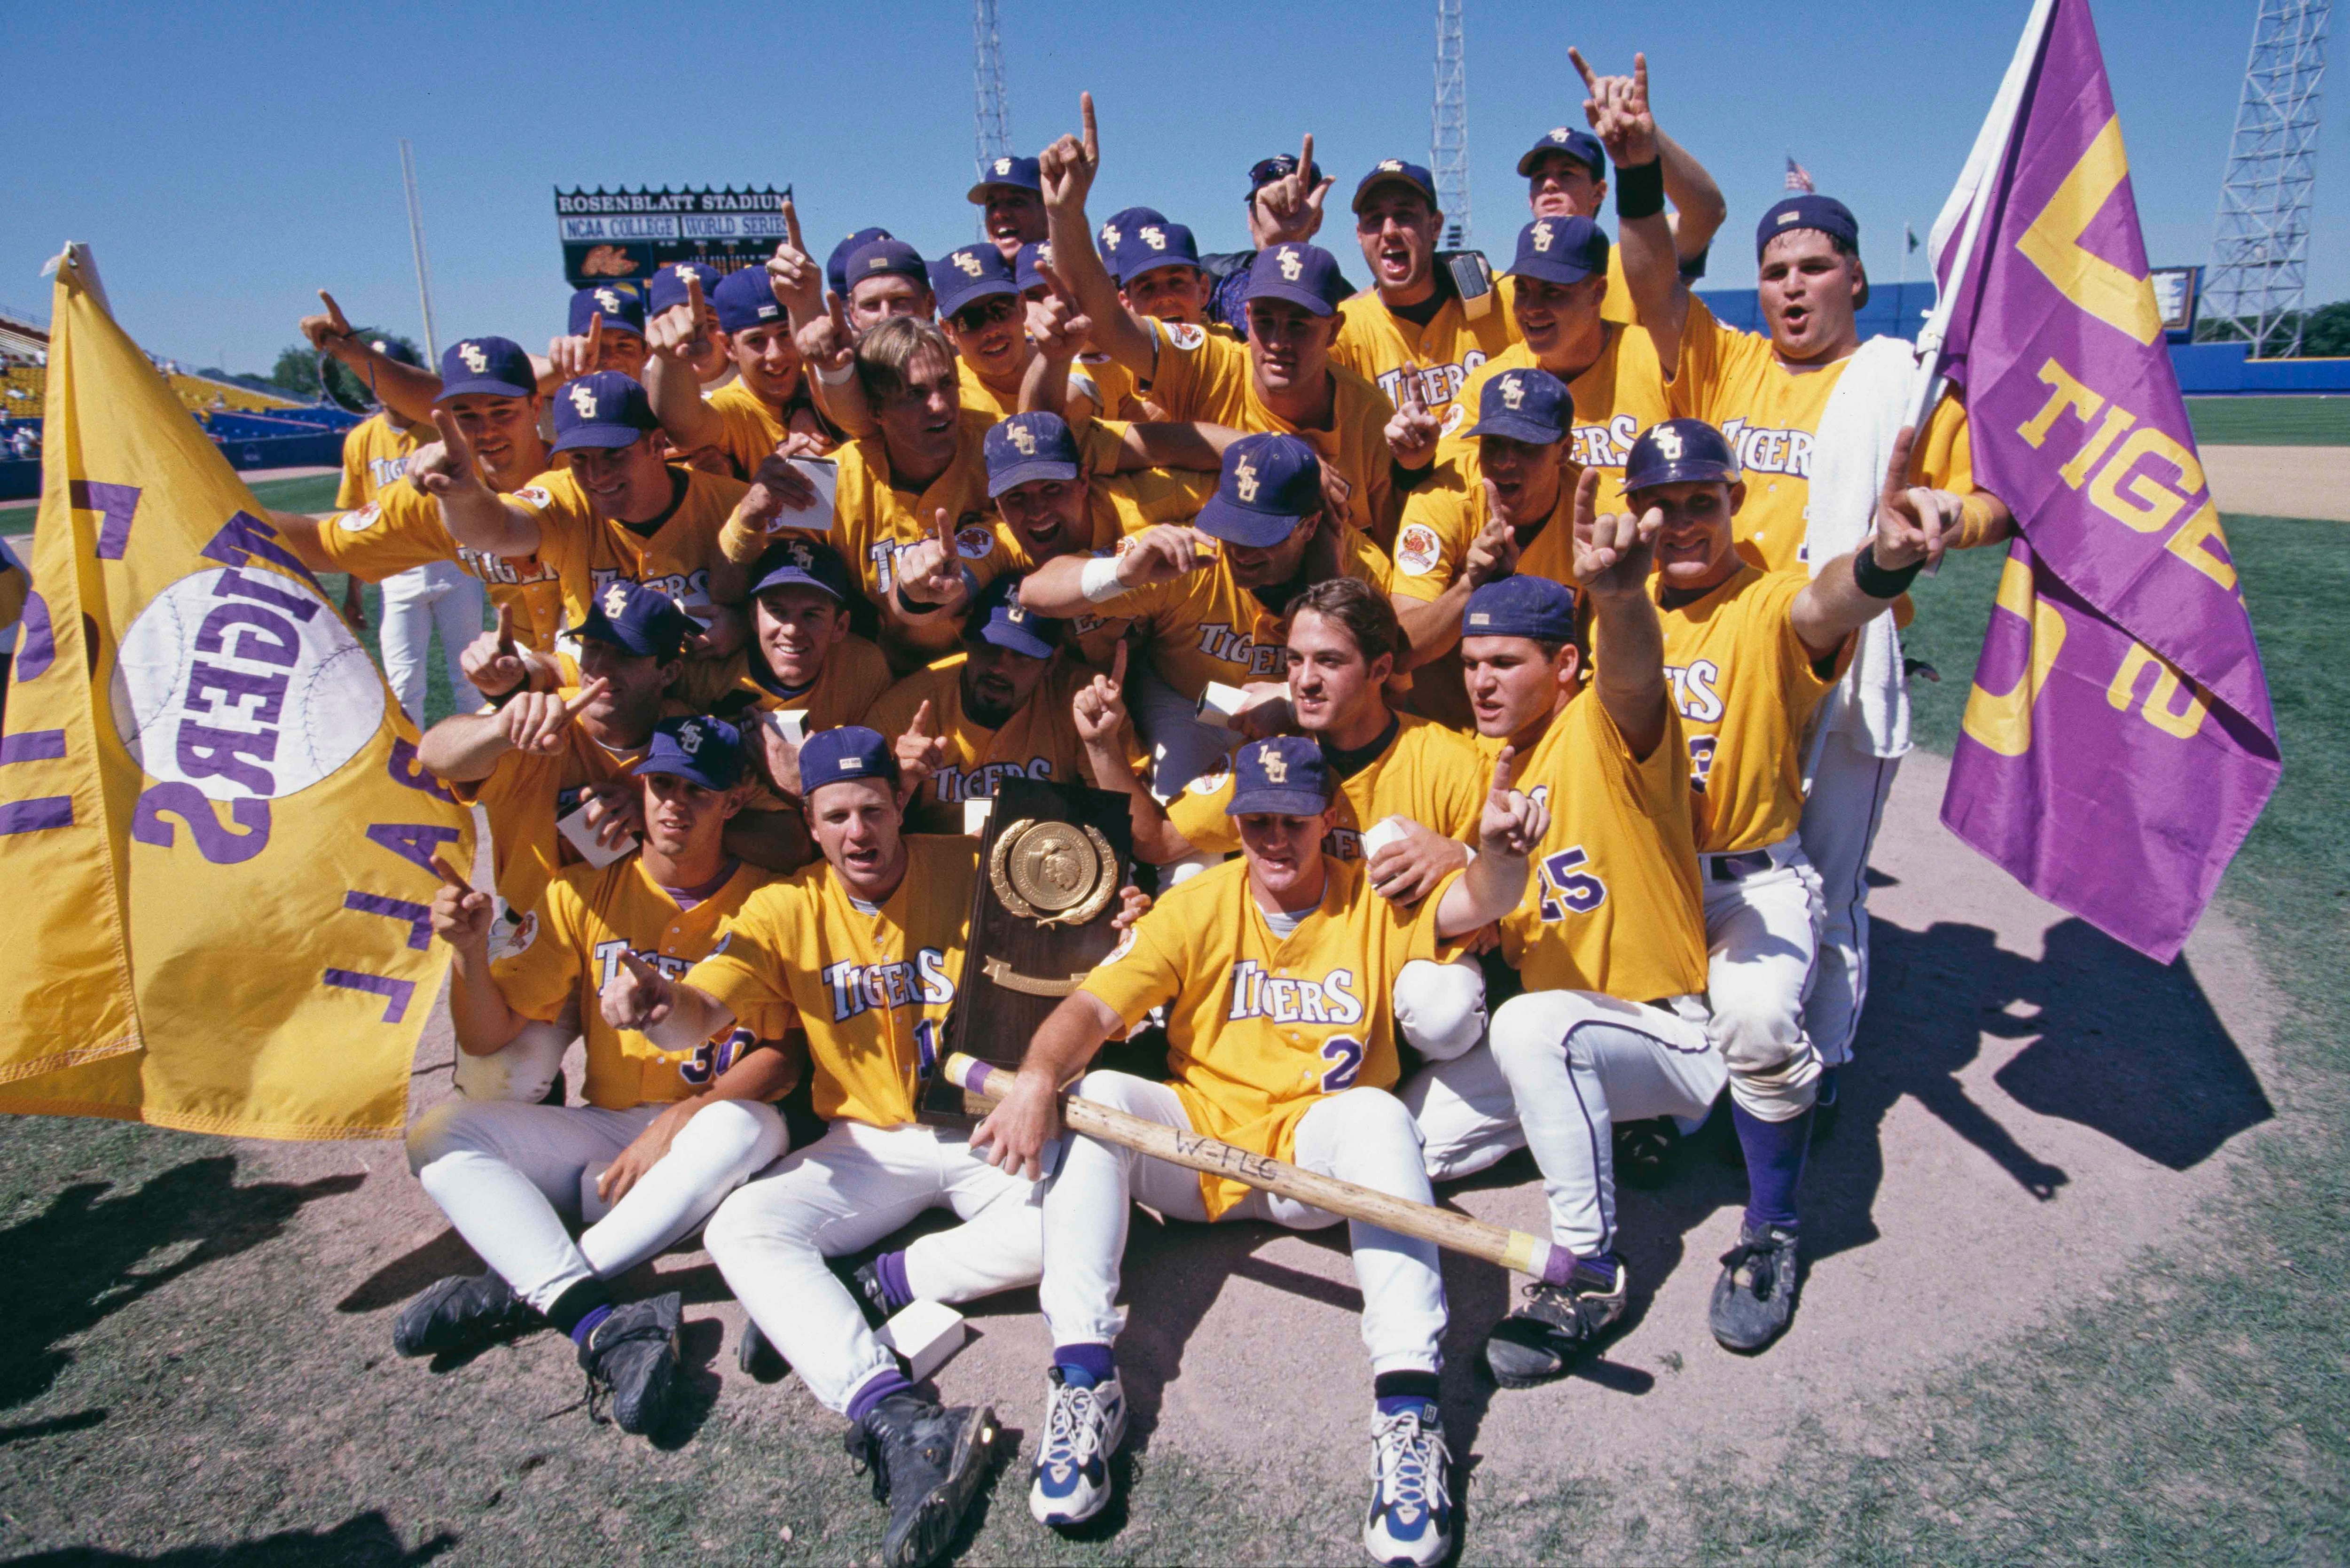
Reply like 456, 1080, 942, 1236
873, 1250, 914, 1313
1731, 1101, 1813, 1233
846, 1368, 915, 1426
567, 1303, 613, 1349
1054, 1342, 1116, 1389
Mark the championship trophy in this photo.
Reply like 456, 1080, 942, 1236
919, 774, 1136, 1125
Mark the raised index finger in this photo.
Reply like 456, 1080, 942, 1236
1573, 465, 1602, 532
1080, 90, 1099, 164
1631, 51, 1650, 108
1880, 425, 1919, 509
562, 676, 611, 717
494, 601, 517, 653
1110, 640, 1128, 686
783, 195, 805, 255
1489, 744, 1517, 801
1567, 46, 1599, 93
430, 856, 472, 891
319, 290, 352, 334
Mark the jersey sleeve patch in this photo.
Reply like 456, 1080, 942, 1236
335, 503, 383, 534
1439, 403, 1469, 437
954, 524, 997, 561
512, 486, 554, 510
1164, 322, 1206, 352
1395, 523, 1442, 577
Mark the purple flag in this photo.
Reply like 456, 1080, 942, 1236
1922, 0, 2280, 963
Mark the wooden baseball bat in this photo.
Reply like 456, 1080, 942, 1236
945, 1053, 1578, 1288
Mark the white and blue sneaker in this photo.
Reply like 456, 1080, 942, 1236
1363, 1401, 1454, 1567
1028, 1366, 1126, 1527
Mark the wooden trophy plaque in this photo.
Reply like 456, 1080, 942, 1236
918, 774, 1136, 1126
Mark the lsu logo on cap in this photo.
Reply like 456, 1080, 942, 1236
679, 719, 706, 755
1140, 225, 1167, 251
1652, 423, 1686, 460
787, 539, 815, 568
1532, 221, 1555, 252
603, 582, 630, 617
1378, 158, 1404, 172
1278, 247, 1304, 281
1099, 223, 1122, 250
569, 383, 600, 418
1005, 601, 1028, 624
458, 342, 489, 373
1500, 374, 1526, 409
1234, 457, 1261, 502
1547, 127, 1571, 144
993, 157, 1013, 176
1036, 241, 1054, 265
953, 249, 985, 277
593, 287, 622, 312
1258, 743, 1288, 783
1008, 422, 1037, 455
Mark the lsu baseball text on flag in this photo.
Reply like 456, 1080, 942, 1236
1923, 0, 2280, 964
0, 246, 474, 1138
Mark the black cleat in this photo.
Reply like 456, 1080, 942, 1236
833, 1257, 896, 1329
737, 1318, 787, 1380
1483, 1258, 1628, 1388
392, 1271, 534, 1359
1614, 1117, 1683, 1189
1710, 1225, 1802, 1353
578, 1292, 683, 1435
846, 1392, 999, 1568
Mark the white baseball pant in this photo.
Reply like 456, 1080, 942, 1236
1394, 957, 1488, 1062
380, 561, 487, 725
406, 1096, 787, 1314
452, 1020, 573, 1103
1799, 729, 1902, 1070
703, 1119, 1044, 1414
1038, 1072, 1447, 1376
1704, 839, 1826, 1121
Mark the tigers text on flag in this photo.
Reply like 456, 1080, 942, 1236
0, 245, 473, 1139
1922, 0, 2280, 963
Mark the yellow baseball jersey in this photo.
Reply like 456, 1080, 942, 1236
492, 857, 790, 1110
1650, 565, 1845, 853
336, 413, 423, 509
1089, 525, 1394, 702
1490, 689, 1708, 1001
700, 378, 800, 480
867, 652, 1144, 835
1436, 327, 1676, 519
1139, 317, 1403, 548
1332, 285, 1520, 429
1669, 297, 1976, 574
314, 478, 566, 650
688, 835, 977, 1130
954, 356, 1102, 426
452, 700, 655, 916
1081, 854, 1462, 1217
509, 464, 750, 630
1168, 715, 1485, 861
1078, 352, 1148, 421
671, 632, 895, 733
993, 466, 1220, 669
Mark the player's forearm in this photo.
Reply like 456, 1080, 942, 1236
438, 489, 541, 560
724, 809, 816, 876
1115, 421, 1233, 474
1016, 552, 1102, 617
1018, 346, 1075, 418
704, 1040, 799, 1104
326, 342, 444, 426
1046, 198, 1157, 376
642, 983, 736, 1054
645, 352, 724, 454
1950, 490, 2015, 551
809, 365, 876, 439
417, 712, 513, 782
1392, 589, 1466, 671
1017, 991, 1122, 1088
1439, 846, 1533, 937
1086, 741, 1191, 863
1616, 195, 1689, 368
1587, 587, 1672, 760
1655, 128, 1727, 263
447, 946, 529, 1056
1792, 554, 1896, 656
266, 512, 343, 575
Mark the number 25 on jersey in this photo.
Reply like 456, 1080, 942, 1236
1536, 846, 1608, 921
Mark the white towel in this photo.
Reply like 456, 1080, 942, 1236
1805, 335, 1924, 760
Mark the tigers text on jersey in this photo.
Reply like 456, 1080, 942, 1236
992, 464, 1220, 668
337, 413, 424, 510
315, 477, 566, 650
1648, 565, 1844, 854
670, 632, 895, 734
492, 856, 785, 1110
450, 695, 658, 915
1436, 326, 1676, 519
1332, 282, 1521, 431
509, 464, 749, 632
1141, 316, 1403, 548
867, 652, 1144, 835
1080, 853, 1463, 1217
1168, 715, 1485, 862
1669, 295, 1976, 574
688, 835, 978, 1131
1090, 525, 1393, 702
1488, 689, 1708, 1002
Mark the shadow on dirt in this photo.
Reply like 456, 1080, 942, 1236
12, 1509, 455, 1565
0, 1156, 364, 1412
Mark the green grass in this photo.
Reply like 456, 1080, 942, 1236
2186, 395, 2350, 446
0, 471, 342, 534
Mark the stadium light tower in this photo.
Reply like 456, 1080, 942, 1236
1433, 0, 1470, 249
399, 139, 439, 362
2206, 0, 2329, 357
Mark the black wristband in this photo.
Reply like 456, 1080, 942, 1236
1614, 159, 1666, 220
1851, 540, 1924, 599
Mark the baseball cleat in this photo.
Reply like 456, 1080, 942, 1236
1710, 1224, 1802, 1353
392, 1270, 533, 1359
1483, 1255, 1629, 1387
1029, 1367, 1126, 1526
578, 1291, 683, 1435
1363, 1399, 1454, 1568
841, 1258, 894, 1328
737, 1317, 787, 1380
847, 1393, 998, 1568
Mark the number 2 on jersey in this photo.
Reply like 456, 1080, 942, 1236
1318, 1035, 1365, 1092
1537, 845, 1609, 921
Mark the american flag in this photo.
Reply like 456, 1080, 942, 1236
1784, 156, 1815, 193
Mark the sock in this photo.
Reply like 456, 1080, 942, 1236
1373, 1369, 1442, 1421
1570, 1252, 1622, 1292
872, 1250, 914, 1313
1054, 1342, 1116, 1389
545, 1278, 613, 1339
1732, 1101, 1814, 1234
567, 1304, 613, 1350
846, 1368, 916, 1426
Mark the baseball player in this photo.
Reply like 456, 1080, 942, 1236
1018, 239, 1146, 425
1197, 148, 1350, 334
1394, 497, 1714, 1385
869, 577, 1143, 835
927, 243, 1098, 425
1332, 158, 1519, 433
547, 285, 650, 383
1018, 433, 1393, 806
1104, 217, 1214, 329
967, 733, 1545, 1563
644, 261, 731, 390
1624, 184, 2014, 1129
672, 538, 894, 744
299, 289, 447, 422
397, 715, 795, 1435
1614, 416, 1945, 1350
415, 371, 758, 651
603, 725, 1143, 1568
971, 153, 1050, 262
1388, 366, 1579, 729
643, 264, 835, 483
1038, 95, 1405, 548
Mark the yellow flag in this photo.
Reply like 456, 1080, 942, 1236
0, 247, 473, 1139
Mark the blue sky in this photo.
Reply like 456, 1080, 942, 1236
0, 0, 2319, 374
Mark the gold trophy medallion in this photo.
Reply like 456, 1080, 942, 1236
989, 818, 1118, 927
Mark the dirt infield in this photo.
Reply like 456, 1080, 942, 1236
2201, 445, 2350, 523
0, 745, 2284, 1563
